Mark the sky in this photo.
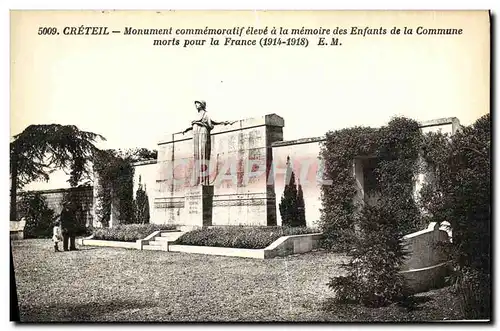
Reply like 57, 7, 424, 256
10, 10, 490, 190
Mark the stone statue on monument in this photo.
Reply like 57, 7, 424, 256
182, 100, 235, 185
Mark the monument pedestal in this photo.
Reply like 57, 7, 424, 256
185, 185, 214, 227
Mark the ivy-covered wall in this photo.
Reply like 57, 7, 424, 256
271, 118, 459, 232
323, 116, 461, 307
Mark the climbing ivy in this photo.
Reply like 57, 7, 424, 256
319, 117, 422, 251
93, 148, 156, 227
321, 117, 423, 307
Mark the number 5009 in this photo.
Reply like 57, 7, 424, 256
38, 27, 58, 35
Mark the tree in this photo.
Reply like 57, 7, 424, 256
130, 148, 158, 161
93, 149, 135, 226
134, 176, 150, 224
279, 156, 305, 227
296, 180, 306, 227
10, 124, 105, 222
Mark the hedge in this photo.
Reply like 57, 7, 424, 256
92, 224, 177, 242
175, 226, 318, 249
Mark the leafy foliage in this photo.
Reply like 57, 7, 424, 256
451, 266, 491, 320
420, 114, 490, 319
92, 224, 177, 242
176, 226, 318, 249
319, 118, 422, 251
376, 118, 423, 235
10, 124, 105, 222
322, 117, 422, 307
319, 126, 379, 251
17, 192, 56, 239
131, 148, 157, 161
328, 203, 409, 307
134, 176, 150, 224
279, 156, 307, 227
93, 148, 157, 227
11, 124, 105, 188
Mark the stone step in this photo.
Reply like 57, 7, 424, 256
142, 244, 165, 251
154, 236, 169, 242
160, 231, 176, 237
160, 231, 185, 242
148, 241, 166, 246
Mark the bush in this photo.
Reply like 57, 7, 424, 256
420, 114, 491, 319
452, 266, 491, 320
176, 226, 318, 249
92, 224, 177, 242
18, 192, 56, 239
328, 203, 409, 307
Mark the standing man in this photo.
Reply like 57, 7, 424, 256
60, 200, 77, 251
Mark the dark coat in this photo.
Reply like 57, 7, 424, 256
60, 207, 75, 233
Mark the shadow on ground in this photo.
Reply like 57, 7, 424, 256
20, 299, 159, 322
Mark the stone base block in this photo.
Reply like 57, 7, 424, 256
153, 196, 185, 225
185, 185, 214, 227
212, 192, 275, 226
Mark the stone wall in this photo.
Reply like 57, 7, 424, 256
271, 138, 324, 228
19, 186, 94, 226
132, 160, 157, 224
401, 222, 452, 293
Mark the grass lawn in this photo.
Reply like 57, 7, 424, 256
12, 239, 463, 322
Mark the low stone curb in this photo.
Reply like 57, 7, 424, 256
169, 232, 323, 259
79, 231, 324, 258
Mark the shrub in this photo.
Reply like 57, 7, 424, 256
452, 266, 491, 320
18, 192, 55, 239
328, 203, 409, 307
318, 126, 380, 251
92, 224, 177, 242
420, 114, 491, 319
176, 226, 318, 249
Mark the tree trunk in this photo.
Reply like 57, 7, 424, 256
10, 155, 18, 222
